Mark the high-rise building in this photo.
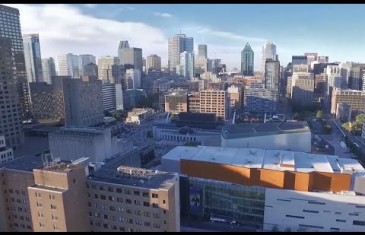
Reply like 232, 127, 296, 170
178, 51, 195, 79
117, 40, 130, 63
29, 77, 66, 122
0, 29, 24, 148
23, 33, 43, 83
83, 62, 98, 77
196, 44, 208, 73
101, 83, 124, 112
97, 56, 120, 83
57, 53, 79, 78
304, 52, 318, 67
146, 54, 161, 73
28, 163, 90, 232
317, 55, 329, 63
0, 159, 181, 232
198, 44, 207, 58
168, 34, 193, 73
290, 72, 315, 107
41, 57, 56, 84
63, 76, 104, 128
200, 90, 228, 120
244, 84, 279, 114
227, 85, 244, 111
264, 59, 280, 91
262, 41, 277, 74
331, 88, 365, 116
120, 47, 143, 72
292, 55, 308, 66
78, 54, 96, 76
241, 43, 254, 76
0, 5, 31, 121
125, 69, 142, 90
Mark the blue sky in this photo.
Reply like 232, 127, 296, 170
8, 4, 365, 71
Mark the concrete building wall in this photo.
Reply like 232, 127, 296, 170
86, 177, 180, 232
0, 169, 35, 232
221, 132, 311, 153
28, 164, 90, 232
48, 128, 112, 163
264, 188, 365, 232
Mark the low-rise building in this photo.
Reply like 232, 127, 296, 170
125, 108, 155, 125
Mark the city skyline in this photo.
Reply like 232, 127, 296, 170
6, 4, 365, 71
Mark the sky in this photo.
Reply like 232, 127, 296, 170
6, 4, 365, 71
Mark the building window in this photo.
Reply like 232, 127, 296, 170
142, 192, 149, 197
286, 215, 304, 219
353, 220, 365, 226
134, 190, 140, 196
152, 193, 158, 198
152, 203, 158, 208
50, 204, 56, 210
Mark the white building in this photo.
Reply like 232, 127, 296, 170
264, 188, 365, 232
161, 145, 365, 232
101, 83, 124, 112
49, 127, 124, 163
125, 108, 154, 125
0, 136, 14, 164
221, 121, 311, 152
125, 69, 142, 89
262, 41, 277, 74
178, 51, 195, 79
57, 53, 79, 78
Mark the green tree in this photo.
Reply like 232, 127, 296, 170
113, 111, 121, 121
316, 110, 324, 120
342, 122, 352, 132
356, 113, 365, 124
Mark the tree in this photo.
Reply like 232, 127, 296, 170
342, 122, 352, 132
316, 110, 324, 120
355, 113, 365, 124
113, 111, 121, 121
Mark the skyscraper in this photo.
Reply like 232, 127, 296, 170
146, 54, 161, 73
118, 40, 129, 62
264, 59, 280, 91
262, 41, 277, 74
41, 57, 56, 84
97, 56, 120, 83
241, 42, 254, 76
198, 44, 208, 58
0, 5, 30, 147
0, 5, 32, 121
196, 44, 208, 72
23, 33, 43, 83
120, 47, 143, 72
178, 51, 195, 79
57, 53, 79, 78
168, 34, 193, 73
78, 54, 96, 76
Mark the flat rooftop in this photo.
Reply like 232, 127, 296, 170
222, 121, 310, 139
162, 146, 365, 174
50, 127, 108, 137
0, 154, 44, 172
88, 167, 177, 190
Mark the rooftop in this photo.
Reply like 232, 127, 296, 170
50, 127, 108, 137
0, 154, 44, 172
222, 121, 310, 139
162, 146, 365, 174
88, 166, 177, 190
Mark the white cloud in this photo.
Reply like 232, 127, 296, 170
198, 28, 266, 43
85, 4, 97, 8
154, 12, 173, 18
5, 4, 168, 67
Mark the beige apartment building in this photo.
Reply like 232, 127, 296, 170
290, 72, 315, 107
165, 90, 188, 114
0, 155, 180, 232
187, 92, 201, 113
331, 88, 365, 116
28, 162, 90, 232
199, 90, 228, 120
87, 166, 180, 232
